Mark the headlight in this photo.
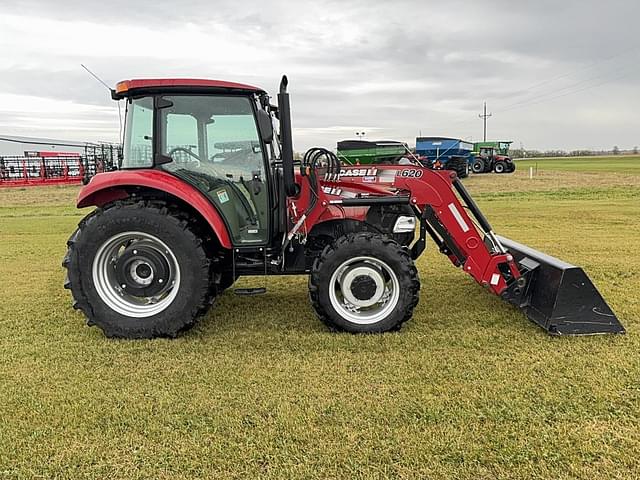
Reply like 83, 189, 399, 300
393, 216, 416, 233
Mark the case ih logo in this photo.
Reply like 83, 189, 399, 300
339, 168, 378, 177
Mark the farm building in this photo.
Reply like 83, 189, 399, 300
0, 135, 92, 157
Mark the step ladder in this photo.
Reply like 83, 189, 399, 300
232, 246, 268, 296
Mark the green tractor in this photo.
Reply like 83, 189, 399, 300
471, 141, 515, 174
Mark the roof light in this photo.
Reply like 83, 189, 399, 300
115, 81, 130, 94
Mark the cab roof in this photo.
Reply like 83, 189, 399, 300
113, 78, 265, 99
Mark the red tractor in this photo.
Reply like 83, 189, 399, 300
63, 76, 624, 338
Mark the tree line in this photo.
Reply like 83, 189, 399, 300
510, 146, 639, 159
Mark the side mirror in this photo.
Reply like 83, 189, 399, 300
256, 109, 273, 144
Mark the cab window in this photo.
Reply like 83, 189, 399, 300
159, 95, 269, 246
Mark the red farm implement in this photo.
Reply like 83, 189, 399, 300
0, 145, 120, 188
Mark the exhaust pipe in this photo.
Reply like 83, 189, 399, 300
498, 236, 625, 335
277, 75, 299, 197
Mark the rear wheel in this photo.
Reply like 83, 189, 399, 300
494, 161, 507, 173
63, 200, 214, 338
471, 159, 485, 174
448, 157, 468, 179
309, 232, 420, 333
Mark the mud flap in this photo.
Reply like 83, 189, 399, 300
497, 235, 625, 335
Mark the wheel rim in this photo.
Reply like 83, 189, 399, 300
495, 164, 504, 173
473, 162, 482, 173
328, 256, 400, 325
92, 231, 181, 318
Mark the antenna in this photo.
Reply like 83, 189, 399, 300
81, 64, 112, 92
80, 64, 123, 145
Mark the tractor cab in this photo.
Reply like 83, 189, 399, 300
115, 80, 277, 247
479, 146, 494, 159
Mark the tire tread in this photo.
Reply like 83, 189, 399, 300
62, 199, 214, 338
309, 232, 420, 333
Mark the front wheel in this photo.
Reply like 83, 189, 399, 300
494, 161, 507, 173
309, 233, 420, 333
63, 200, 214, 338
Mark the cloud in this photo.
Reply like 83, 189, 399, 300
0, 0, 638, 150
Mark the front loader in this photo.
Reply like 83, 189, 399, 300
63, 76, 624, 338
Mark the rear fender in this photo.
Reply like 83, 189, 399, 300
77, 170, 232, 249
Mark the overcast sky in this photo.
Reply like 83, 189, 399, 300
0, 0, 638, 151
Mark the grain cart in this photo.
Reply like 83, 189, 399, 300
414, 137, 471, 179
63, 76, 624, 338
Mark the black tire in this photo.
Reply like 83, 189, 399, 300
63, 200, 214, 338
461, 162, 470, 178
494, 161, 507, 174
309, 232, 420, 333
448, 157, 468, 179
508, 162, 516, 173
471, 159, 485, 174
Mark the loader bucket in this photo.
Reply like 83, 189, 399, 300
497, 235, 625, 335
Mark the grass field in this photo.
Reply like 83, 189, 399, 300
515, 155, 640, 174
1, 159, 639, 479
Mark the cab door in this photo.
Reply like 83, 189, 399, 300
159, 94, 270, 246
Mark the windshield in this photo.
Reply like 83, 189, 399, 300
122, 97, 153, 168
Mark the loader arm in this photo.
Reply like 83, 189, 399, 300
315, 166, 519, 296
312, 165, 624, 335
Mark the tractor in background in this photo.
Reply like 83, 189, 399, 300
471, 141, 516, 174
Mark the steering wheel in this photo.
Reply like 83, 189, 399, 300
168, 147, 201, 167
